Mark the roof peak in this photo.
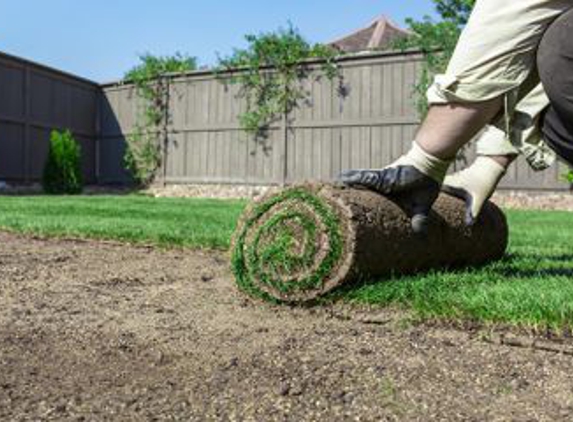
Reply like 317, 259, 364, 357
329, 14, 410, 53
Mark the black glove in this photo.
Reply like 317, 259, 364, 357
338, 142, 451, 235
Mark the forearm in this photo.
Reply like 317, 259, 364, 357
416, 98, 502, 161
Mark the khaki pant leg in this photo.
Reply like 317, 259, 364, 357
428, 0, 572, 105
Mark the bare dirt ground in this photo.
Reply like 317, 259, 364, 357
1, 232, 573, 421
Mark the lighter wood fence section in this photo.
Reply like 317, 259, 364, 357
99, 51, 571, 191
0, 52, 99, 183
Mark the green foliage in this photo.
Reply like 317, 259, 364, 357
42, 129, 83, 195
231, 188, 343, 303
217, 24, 340, 135
123, 53, 197, 185
396, 0, 475, 117
434, 0, 474, 26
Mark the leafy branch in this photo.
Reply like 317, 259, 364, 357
216, 24, 342, 136
563, 170, 573, 189
123, 53, 197, 185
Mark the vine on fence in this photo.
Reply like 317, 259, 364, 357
216, 24, 342, 137
123, 53, 197, 185
563, 169, 573, 190
394, 1, 474, 117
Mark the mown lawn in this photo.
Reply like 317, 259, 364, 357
0, 195, 246, 250
0, 194, 572, 329
342, 210, 573, 330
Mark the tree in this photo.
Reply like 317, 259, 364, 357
434, 0, 475, 26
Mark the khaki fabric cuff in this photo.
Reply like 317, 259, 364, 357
475, 126, 519, 157
427, 74, 519, 105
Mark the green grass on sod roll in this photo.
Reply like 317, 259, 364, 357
0, 195, 573, 329
231, 188, 344, 302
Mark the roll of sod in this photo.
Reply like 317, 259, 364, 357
231, 184, 508, 303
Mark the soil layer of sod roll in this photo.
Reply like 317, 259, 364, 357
231, 184, 508, 303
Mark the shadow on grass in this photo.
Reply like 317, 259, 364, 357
0, 184, 138, 197
325, 250, 573, 305
493, 252, 573, 278
494, 268, 573, 278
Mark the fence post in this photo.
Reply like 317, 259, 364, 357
161, 76, 170, 187
280, 108, 289, 186
94, 90, 101, 184
23, 66, 31, 183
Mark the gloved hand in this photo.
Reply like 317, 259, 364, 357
442, 156, 507, 226
338, 142, 451, 235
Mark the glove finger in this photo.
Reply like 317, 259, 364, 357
411, 212, 430, 236
338, 166, 437, 196
466, 196, 477, 227
408, 195, 435, 236
337, 167, 400, 194
441, 185, 476, 227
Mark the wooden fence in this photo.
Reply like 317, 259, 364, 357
0, 52, 99, 183
100, 52, 423, 186
0, 49, 569, 191
99, 50, 571, 191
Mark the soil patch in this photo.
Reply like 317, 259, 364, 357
1, 232, 572, 421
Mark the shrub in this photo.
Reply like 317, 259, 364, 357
42, 129, 83, 194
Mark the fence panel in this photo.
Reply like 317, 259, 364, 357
98, 51, 571, 191
0, 52, 99, 184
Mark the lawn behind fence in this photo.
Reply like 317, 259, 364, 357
0, 194, 572, 330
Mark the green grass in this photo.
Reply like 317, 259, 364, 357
231, 188, 344, 301
0, 194, 246, 250
0, 194, 572, 329
340, 209, 573, 330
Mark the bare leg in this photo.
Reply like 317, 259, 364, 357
415, 98, 504, 160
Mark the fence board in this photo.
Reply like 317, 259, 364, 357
0, 122, 25, 179
0, 52, 99, 184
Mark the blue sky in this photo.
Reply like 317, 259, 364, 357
1, 1, 437, 83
